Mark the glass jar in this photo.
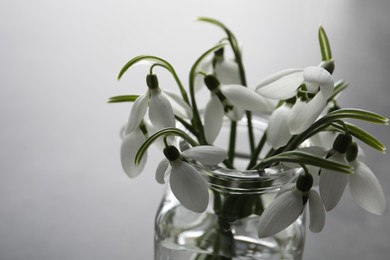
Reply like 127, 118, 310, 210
154, 116, 306, 259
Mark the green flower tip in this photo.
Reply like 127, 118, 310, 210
204, 74, 220, 91
146, 74, 159, 89
333, 134, 352, 153
163, 145, 180, 161
296, 173, 313, 192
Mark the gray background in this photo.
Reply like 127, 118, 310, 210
1, 0, 389, 259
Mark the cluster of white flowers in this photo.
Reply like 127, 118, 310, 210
112, 18, 387, 239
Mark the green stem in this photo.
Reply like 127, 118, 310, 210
228, 121, 237, 165
247, 131, 267, 169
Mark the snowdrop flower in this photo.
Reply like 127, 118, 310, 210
203, 75, 271, 143
125, 74, 192, 134
256, 66, 334, 135
346, 142, 386, 215
120, 125, 148, 179
258, 173, 325, 238
156, 145, 227, 212
319, 134, 351, 211
195, 48, 241, 91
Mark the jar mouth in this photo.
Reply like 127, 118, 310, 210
190, 162, 299, 194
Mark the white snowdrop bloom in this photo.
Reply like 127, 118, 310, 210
203, 75, 271, 143
156, 145, 227, 212
266, 103, 293, 149
256, 66, 334, 135
126, 74, 192, 134
319, 151, 349, 211
346, 142, 386, 215
319, 133, 352, 211
120, 127, 147, 179
194, 48, 240, 91
289, 67, 334, 134
258, 174, 325, 238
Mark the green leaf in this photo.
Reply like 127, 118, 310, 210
135, 127, 199, 165
197, 17, 240, 60
108, 95, 139, 103
254, 151, 352, 173
326, 108, 389, 125
319, 26, 332, 61
332, 122, 386, 153
118, 55, 168, 80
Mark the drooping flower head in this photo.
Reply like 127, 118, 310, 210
125, 74, 192, 134
156, 145, 227, 212
256, 66, 335, 149
258, 172, 325, 238
319, 133, 351, 211
203, 75, 272, 143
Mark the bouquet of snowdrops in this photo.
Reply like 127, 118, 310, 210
109, 17, 387, 238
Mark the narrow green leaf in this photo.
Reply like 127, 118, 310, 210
108, 95, 139, 103
135, 127, 199, 165
332, 122, 386, 153
319, 26, 332, 61
327, 108, 389, 125
118, 55, 168, 80
254, 151, 352, 173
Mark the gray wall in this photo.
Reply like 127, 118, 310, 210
1, 0, 389, 259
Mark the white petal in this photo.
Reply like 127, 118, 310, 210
125, 93, 149, 134
181, 146, 227, 165
149, 88, 175, 129
163, 89, 193, 120
310, 131, 337, 150
156, 159, 170, 184
169, 161, 209, 213
349, 161, 386, 215
119, 124, 127, 140
266, 104, 292, 149
226, 106, 245, 121
256, 69, 304, 100
204, 95, 224, 144
215, 59, 241, 85
120, 129, 147, 178
308, 190, 325, 232
258, 190, 303, 238
220, 85, 270, 112
276, 183, 296, 197
303, 66, 334, 99
319, 152, 349, 211
288, 92, 327, 134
